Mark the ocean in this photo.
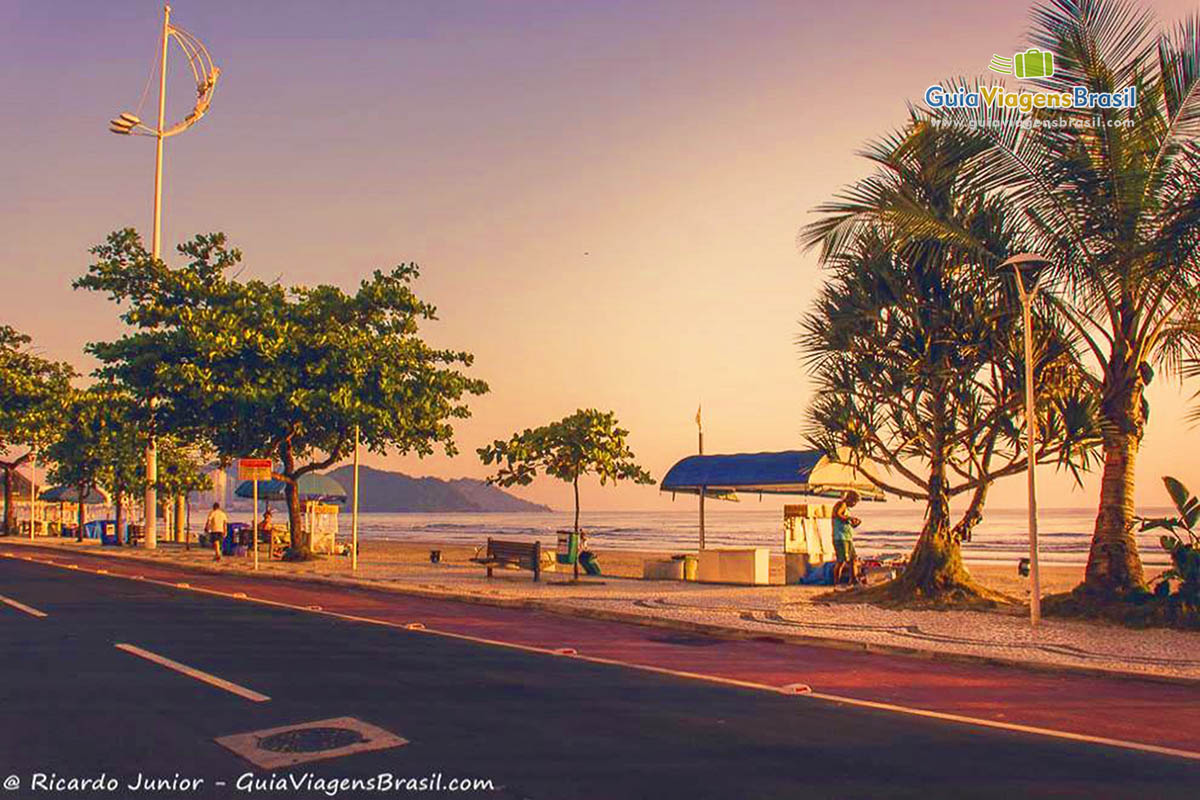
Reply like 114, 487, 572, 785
304, 505, 1177, 566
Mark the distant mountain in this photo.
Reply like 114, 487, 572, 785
324, 465, 552, 513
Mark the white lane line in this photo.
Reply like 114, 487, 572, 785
11, 551, 1200, 761
805, 691, 1200, 762
114, 643, 270, 703
0, 593, 48, 618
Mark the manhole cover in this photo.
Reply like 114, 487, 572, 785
216, 717, 408, 769
257, 726, 365, 753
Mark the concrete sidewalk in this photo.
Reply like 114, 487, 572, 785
2, 536, 1198, 684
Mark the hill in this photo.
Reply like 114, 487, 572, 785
324, 465, 552, 513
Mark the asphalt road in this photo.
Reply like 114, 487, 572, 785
1, 557, 1198, 800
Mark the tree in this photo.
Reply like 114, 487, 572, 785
77, 229, 488, 556
44, 386, 120, 540
927, 0, 1200, 598
0, 326, 73, 534
99, 399, 209, 547
801, 121, 1100, 604
478, 409, 654, 580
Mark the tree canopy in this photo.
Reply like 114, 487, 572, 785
76, 229, 488, 554
801, 120, 1101, 604
479, 409, 654, 577
0, 326, 74, 533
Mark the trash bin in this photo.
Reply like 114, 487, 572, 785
682, 554, 698, 581
556, 530, 579, 566
224, 523, 251, 556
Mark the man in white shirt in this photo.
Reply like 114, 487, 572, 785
204, 502, 229, 562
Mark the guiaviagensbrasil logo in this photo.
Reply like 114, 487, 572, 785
924, 47, 1136, 113
989, 48, 1055, 79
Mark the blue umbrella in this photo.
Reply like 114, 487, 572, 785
40, 485, 110, 504
234, 473, 347, 503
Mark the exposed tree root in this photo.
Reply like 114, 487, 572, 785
1043, 585, 1200, 630
818, 573, 1015, 610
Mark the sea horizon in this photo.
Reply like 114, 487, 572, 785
206, 505, 1178, 566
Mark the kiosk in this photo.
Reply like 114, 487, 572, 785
660, 449, 881, 584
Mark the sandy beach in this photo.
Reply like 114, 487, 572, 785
286, 537, 1116, 598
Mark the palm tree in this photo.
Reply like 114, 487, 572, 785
801, 121, 1100, 603
926, 0, 1200, 597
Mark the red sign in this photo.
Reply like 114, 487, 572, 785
237, 458, 273, 481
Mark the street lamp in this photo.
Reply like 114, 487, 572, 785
999, 252, 1052, 627
109, 4, 219, 549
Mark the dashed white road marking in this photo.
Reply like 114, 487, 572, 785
0, 593, 48, 618
114, 643, 270, 702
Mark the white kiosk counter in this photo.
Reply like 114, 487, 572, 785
695, 548, 770, 585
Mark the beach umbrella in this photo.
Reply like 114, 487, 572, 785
40, 485, 111, 504
234, 474, 347, 504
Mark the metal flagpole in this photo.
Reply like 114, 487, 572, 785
352, 426, 360, 572
697, 406, 705, 552
28, 444, 36, 540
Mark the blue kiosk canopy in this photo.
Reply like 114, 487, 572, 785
660, 449, 884, 501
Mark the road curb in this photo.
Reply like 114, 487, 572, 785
3, 538, 1198, 688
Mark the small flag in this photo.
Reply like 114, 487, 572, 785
695, 405, 702, 430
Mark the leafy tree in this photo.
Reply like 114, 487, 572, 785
802, 121, 1101, 604
478, 409, 654, 580
97, 393, 209, 545
0, 326, 74, 534
77, 229, 487, 556
44, 386, 120, 540
925, 0, 1200, 598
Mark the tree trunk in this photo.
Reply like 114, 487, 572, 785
1084, 371, 1146, 595
2, 466, 12, 535
1084, 430, 1145, 594
279, 440, 309, 557
951, 481, 989, 543
573, 476, 580, 582
76, 484, 87, 542
173, 495, 185, 542
114, 486, 124, 547
893, 462, 974, 598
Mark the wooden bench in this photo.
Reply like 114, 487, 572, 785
471, 538, 542, 582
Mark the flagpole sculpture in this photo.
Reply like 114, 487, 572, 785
109, 5, 220, 549
696, 405, 705, 551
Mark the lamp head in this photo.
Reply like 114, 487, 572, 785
108, 112, 140, 135
998, 253, 1051, 273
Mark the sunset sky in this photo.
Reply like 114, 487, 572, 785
4, 0, 1199, 513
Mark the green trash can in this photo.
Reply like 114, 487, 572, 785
556, 530, 579, 566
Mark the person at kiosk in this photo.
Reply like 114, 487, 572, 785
831, 490, 862, 585
258, 509, 273, 542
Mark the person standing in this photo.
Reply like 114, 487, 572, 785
204, 502, 228, 562
831, 490, 861, 585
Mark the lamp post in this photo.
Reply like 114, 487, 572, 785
109, 5, 220, 549
999, 253, 1051, 627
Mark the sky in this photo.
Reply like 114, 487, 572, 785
3, 0, 1200, 515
